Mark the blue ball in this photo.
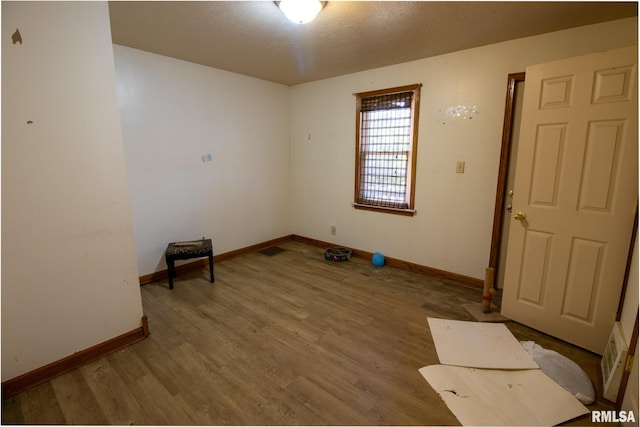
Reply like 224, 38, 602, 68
372, 252, 385, 267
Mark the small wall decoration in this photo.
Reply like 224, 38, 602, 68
439, 105, 479, 124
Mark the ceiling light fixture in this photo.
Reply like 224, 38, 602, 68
278, 0, 325, 24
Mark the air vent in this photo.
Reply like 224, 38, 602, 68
601, 321, 628, 402
258, 247, 285, 256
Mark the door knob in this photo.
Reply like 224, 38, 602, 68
514, 211, 527, 221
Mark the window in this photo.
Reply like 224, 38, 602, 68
354, 84, 421, 216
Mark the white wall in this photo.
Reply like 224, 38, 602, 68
621, 237, 638, 414
1, 2, 144, 381
621, 339, 638, 425
113, 46, 291, 276
621, 237, 638, 343
290, 18, 638, 281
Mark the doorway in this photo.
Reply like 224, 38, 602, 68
488, 72, 525, 290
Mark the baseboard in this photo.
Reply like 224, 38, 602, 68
139, 235, 295, 285
139, 259, 210, 285
139, 233, 483, 288
1, 316, 149, 399
292, 235, 484, 288
213, 235, 294, 263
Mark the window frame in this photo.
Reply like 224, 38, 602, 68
353, 83, 422, 216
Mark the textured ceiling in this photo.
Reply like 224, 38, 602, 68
108, 1, 637, 86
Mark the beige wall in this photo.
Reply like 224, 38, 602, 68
621, 238, 638, 416
621, 237, 638, 343
1, 2, 144, 381
289, 18, 637, 281
113, 46, 292, 276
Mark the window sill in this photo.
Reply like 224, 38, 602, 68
353, 203, 416, 217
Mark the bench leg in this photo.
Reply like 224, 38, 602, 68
167, 258, 175, 289
209, 254, 215, 283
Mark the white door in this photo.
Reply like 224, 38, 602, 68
501, 46, 638, 354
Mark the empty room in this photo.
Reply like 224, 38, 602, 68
2, 1, 639, 425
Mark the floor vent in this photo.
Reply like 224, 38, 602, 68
601, 321, 628, 402
258, 247, 285, 256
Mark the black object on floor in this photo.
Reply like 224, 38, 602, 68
165, 238, 214, 289
259, 246, 286, 256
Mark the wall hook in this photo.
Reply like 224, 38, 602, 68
12, 28, 22, 45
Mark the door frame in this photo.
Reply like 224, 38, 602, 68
488, 72, 525, 274
616, 310, 638, 410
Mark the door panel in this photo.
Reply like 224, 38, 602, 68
579, 120, 624, 211
562, 237, 603, 322
501, 46, 638, 354
517, 230, 552, 307
530, 124, 566, 206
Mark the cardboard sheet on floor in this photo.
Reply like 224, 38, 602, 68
427, 317, 538, 369
419, 365, 589, 426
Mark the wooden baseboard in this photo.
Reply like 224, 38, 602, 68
213, 235, 294, 263
139, 233, 483, 288
292, 235, 484, 288
139, 259, 209, 285
2, 316, 149, 399
139, 235, 295, 285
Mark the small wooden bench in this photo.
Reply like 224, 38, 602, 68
165, 238, 214, 289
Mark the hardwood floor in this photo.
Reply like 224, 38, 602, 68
2, 241, 612, 425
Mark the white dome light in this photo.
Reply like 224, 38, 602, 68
279, 0, 323, 24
